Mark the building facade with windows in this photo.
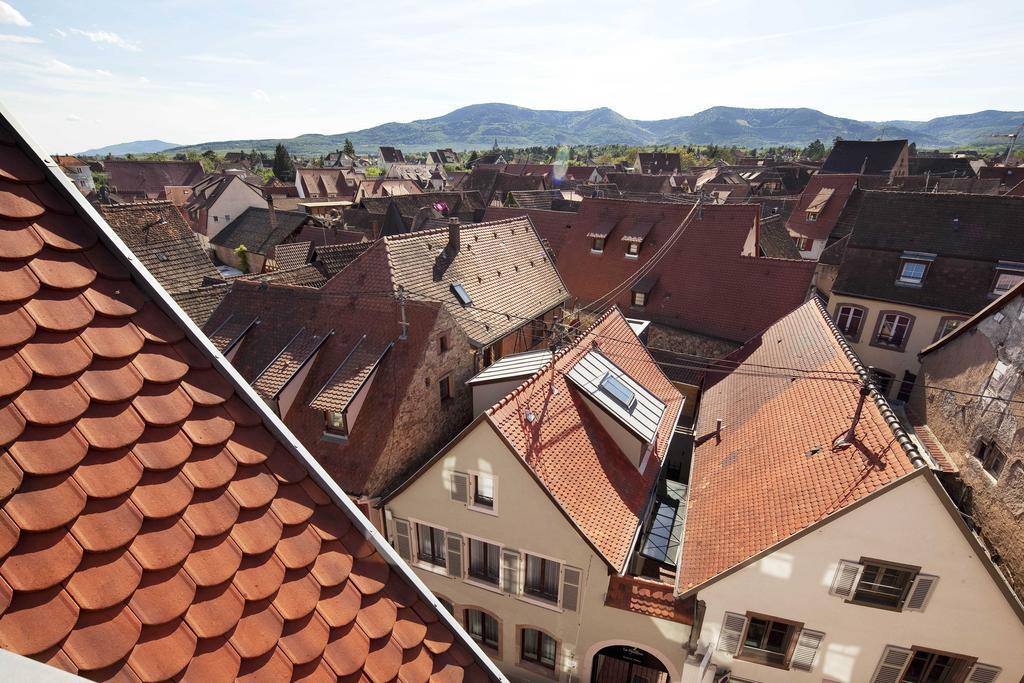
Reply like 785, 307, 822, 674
785, 173, 859, 260
382, 309, 696, 683
676, 299, 1024, 683
914, 280, 1024, 602
830, 191, 1024, 401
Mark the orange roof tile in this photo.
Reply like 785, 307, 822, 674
676, 299, 920, 593
0, 109, 497, 680
486, 308, 683, 571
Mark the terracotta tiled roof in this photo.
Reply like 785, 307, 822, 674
272, 241, 314, 272
0, 108, 496, 681
757, 216, 801, 259
485, 198, 815, 343
104, 160, 205, 198
784, 173, 859, 241
240, 264, 327, 289
210, 207, 310, 255
170, 284, 230, 328
605, 174, 673, 195
314, 242, 373, 278
605, 575, 694, 624
339, 217, 568, 347
97, 200, 194, 245
309, 338, 391, 412
1007, 179, 1024, 196
676, 299, 918, 593
486, 309, 684, 571
822, 139, 907, 175
252, 327, 333, 401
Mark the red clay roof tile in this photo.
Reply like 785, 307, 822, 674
236, 645, 294, 681
324, 621, 371, 676
128, 516, 195, 570
65, 548, 142, 610
8, 423, 88, 474
78, 358, 145, 403
129, 426, 192, 470
230, 596, 284, 658
26, 248, 95, 290
356, 594, 398, 640
0, 181, 44, 220
69, 494, 144, 552
184, 581, 244, 638
0, 400, 25, 447
23, 290, 94, 331
76, 402, 146, 449
0, 586, 79, 654
312, 540, 354, 587
280, 610, 332, 665
128, 563, 195, 626
19, 331, 93, 376
180, 634, 240, 683
131, 383, 193, 425
317, 580, 362, 628
80, 317, 145, 358
83, 278, 145, 317
275, 522, 323, 569
227, 463, 279, 508
0, 528, 82, 591
181, 485, 240, 537
274, 566, 322, 620
183, 532, 242, 587
0, 221, 43, 259
30, 213, 96, 251
6, 471, 86, 531
181, 444, 237, 490
127, 618, 196, 681
0, 262, 39, 302
232, 549, 285, 601
13, 376, 89, 425
62, 602, 142, 671
230, 505, 283, 555
0, 304, 36, 347
72, 447, 144, 498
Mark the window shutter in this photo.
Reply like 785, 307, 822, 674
561, 566, 582, 611
392, 518, 412, 562
501, 549, 520, 594
904, 573, 938, 611
870, 645, 913, 683
450, 471, 468, 503
445, 532, 463, 578
790, 628, 825, 672
967, 664, 1002, 683
829, 560, 864, 599
716, 612, 748, 654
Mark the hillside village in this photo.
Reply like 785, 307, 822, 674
3, 100, 1024, 683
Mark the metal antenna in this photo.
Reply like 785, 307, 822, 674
397, 285, 408, 340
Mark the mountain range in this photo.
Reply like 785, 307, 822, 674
82, 104, 1024, 156
78, 139, 182, 156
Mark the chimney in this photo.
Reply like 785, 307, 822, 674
266, 194, 277, 232
447, 217, 460, 254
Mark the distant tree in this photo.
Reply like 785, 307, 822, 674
833, 136, 844, 146
803, 139, 827, 160
272, 143, 295, 181
467, 150, 479, 165
125, 153, 136, 160
364, 166, 385, 177
174, 153, 187, 161
343, 138, 355, 156
234, 244, 251, 274
908, 141, 917, 156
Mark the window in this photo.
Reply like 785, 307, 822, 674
631, 291, 647, 307
521, 628, 556, 669
468, 538, 500, 585
993, 271, 1024, 296
439, 375, 451, 401
325, 411, 347, 435
450, 283, 472, 307
902, 649, 971, 683
599, 372, 636, 410
213, 216, 218, 222
898, 260, 927, 285
794, 236, 815, 251
472, 475, 494, 509
591, 237, 605, 252
896, 371, 916, 403
935, 318, 963, 341
523, 555, 560, 603
225, 214, 231, 222
625, 241, 640, 257
835, 305, 866, 339
805, 212, 818, 222
975, 442, 1006, 480
852, 561, 916, 609
874, 313, 913, 349
416, 524, 446, 567
439, 334, 449, 353
739, 616, 797, 667
465, 609, 499, 650
872, 369, 894, 396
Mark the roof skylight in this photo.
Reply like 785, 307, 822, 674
450, 282, 472, 307
600, 372, 637, 411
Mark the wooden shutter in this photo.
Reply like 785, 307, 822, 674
449, 471, 468, 503
967, 664, 1002, 683
790, 628, 825, 672
561, 566, 582, 611
829, 560, 864, 599
904, 574, 938, 611
870, 645, 913, 683
716, 612, 748, 654
445, 532, 463, 578
501, 549, 520, 594
392, 518, 412, 562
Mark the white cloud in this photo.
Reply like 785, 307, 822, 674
138, 76, 149, 84
54, 28, 66, 38
47, 59, 74, 73
0, 32, 37, 42
94, 69, 112, 77
71, 28, 140, 51
250, 89, 271, 103
0, 2, 29, 27
65, 114, 81, 122
187, 53, 261, 66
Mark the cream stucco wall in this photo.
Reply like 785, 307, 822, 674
385, 420, 692, 683
687, 472, 1024, 683
205, 178, 265, 240
829, 294, 968, 400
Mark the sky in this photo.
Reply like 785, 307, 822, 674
1, 0, 1022, 152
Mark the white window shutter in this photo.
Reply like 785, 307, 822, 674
449, 471, 469, 503
501, 549, 520, 594
829, 560, 864, 599
716, 612, 748, 654
445, 532, 463, 578
392, 518, 412, 562
790, 628, 824, 671
870, 645, 914, 683
967, 663, 1002, 683
904, 573, 938, 611
561, 566, 582, 611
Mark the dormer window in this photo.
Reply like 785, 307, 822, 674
805, 212, 818, 222
599, 373, 636, 411
896, 251, 935, 287
626, 241, 640, 257
992, 261, 1024, 297
591, 237, 605, 253
804, 187, 833, 223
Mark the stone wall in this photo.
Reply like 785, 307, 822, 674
914, 293, 1024, 598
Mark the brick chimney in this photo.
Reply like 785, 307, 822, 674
447, 217, 460, 255
266, 194, 277, 232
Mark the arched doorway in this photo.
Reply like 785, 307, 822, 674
592, 645, 670, 683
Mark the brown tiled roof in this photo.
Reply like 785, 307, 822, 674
821, 139, 907, 175
335, 217, 569, 347
314, 242, 373, 278
97, 200, 194, 245
677, 299, 918, 593
757, 216, 801, 259
484, 198, 815, 343
636, 153, 680, 175
209, 207, 311, 255
605, 575, 694, 624
784, 173, 859, 241
271, 241, 313, 271
309, 338, 391, 412
605, 174, 673, 194
0, 112, 495, 680
239, 265, 327, 289
104, 160, 205, 198
131, 234, 221, 294
487, 309, 684, 571
170, 284, 230, 327
252, 327, 333, 401
296, 168, 357, 199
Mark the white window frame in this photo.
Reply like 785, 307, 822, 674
591, 237, 605, 253
516, 547, 567, 613
407, 517, 450, 576
468, 470, 498, 516
625, 241, 640, 259
805, 211, 818, 222
897, 259, 927, 285
993, 270, 1024, 296
463, 533, 505, 595
835, 305, 865, 337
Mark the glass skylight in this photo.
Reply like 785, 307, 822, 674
450, 282, 472, 307
599, 372, 636, 410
